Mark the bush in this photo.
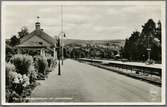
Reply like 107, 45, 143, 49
36, 73, 46, 80
47, 58, 52, 68
6, 62, 31, 102
6, 45, 16, 62
28, 64, 37, 84
6, 72, 31, 102
6, 63, 16, 86
47, 58, 57, 69
34, 56, 48, 75
6, 54, 38, 102
45, 68, 52, 75
52, 59, 57, 68
10, 54, 34, 75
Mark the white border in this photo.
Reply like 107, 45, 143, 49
1, 1, 166, 105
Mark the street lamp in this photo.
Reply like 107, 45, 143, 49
57, 37, 61, 75
60, 32, 66, 65
57, 5, 66, 75
60, 5, 66, 65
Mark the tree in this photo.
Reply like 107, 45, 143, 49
156, 20, 161, 43
10, 35, 20, 47
151, 20, 161, 62
122, 19, 162, 63
137, 19, 159, 62
7, 26, 29, 47
18, 26, 29, 39
123, 31, 140, 61
6, 44, 16, 62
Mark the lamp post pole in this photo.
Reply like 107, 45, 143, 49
61, 5, 64, 65
61, 34, 64, 65
58, 58, 61, 75
57, 37, 61, 75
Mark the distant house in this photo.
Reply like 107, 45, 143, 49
16, 21, 57, 59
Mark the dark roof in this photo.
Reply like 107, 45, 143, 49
20, 29, 56, 46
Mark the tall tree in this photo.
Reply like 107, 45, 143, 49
18, 26, 29, 39
123, 31, 140, 61
9, 35, 20, 47
123, 19, 161, 63
137, 19, 159, 62
155, 20, 161, 44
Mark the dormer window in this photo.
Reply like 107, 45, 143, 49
39, 42, 43, 45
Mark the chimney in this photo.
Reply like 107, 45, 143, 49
35, 22, 40, 30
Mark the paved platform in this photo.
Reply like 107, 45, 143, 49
30, 59, 161, 102
80, 58, 162, 69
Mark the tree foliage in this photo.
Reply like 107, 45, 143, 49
122, 19, 161, 63
18, 26, 29, 39
9, 35, 20, 47
8, 26, 29, 47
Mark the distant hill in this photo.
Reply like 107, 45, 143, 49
64, 39, 125, 48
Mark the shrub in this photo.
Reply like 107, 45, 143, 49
28, 64, 37, 84
10, 54, 34, 75
52, 59, 57, 68
6, 63, 16, 86
6, 62, 31, 102
6, 72, 31, 102
34, 56, 48, 75
6, 45, 16, 62
47, 58, 52, 68
45, 67, 52, 75
47, 58, 57, 69
6, 54, 38, 102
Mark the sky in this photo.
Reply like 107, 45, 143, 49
3, 2, 163, 40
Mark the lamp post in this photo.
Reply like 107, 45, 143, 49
57, 37, 61, 75
58, 58, 61, 75
60, 5, 65, 65
60, 32, 65, 65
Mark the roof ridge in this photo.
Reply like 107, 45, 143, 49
20, 30, 35, 44
19, 29, 56, 46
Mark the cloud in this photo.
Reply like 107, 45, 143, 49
4, 4, 163, 40
39, 7, 53, 12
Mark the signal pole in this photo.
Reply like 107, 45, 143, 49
147, 26, 152, 63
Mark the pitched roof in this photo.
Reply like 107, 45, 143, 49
20, 29, 56, 46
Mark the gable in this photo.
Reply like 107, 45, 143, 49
19, 35, 52, 47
